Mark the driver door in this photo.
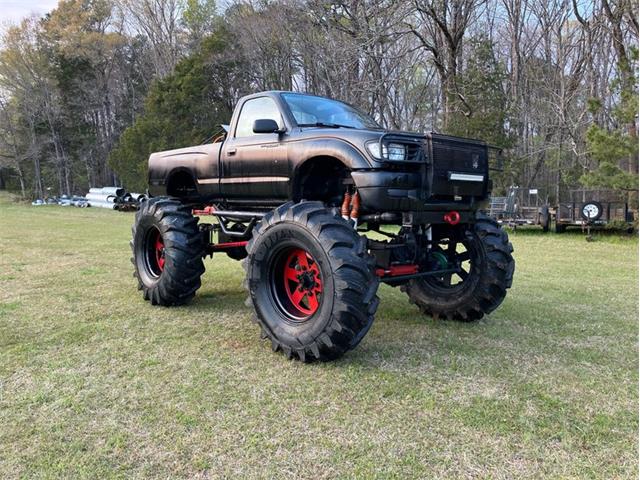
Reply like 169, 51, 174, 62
221, 96, 289, 200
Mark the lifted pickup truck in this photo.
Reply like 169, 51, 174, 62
132, 91, 515, 362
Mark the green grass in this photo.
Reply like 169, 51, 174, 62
0, 193, 637, 479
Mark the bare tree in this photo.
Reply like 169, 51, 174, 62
117, 0, 185, 77
407, 0, 486, 127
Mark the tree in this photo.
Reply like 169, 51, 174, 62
108, 29, 244, 190
0, 17, 67, 196
182, 0, 218, 50
446, 36, 511, 145
117, 0, 185, 78
581, 63, 639, 193
0, 96, 29, 197
408, 0, 485, 128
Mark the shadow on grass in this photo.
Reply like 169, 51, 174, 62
506, 225, 637, 240
190, 289, 248, 313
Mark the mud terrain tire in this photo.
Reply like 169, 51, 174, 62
131, 197, 205, 306
244, 202, 379, 362
402, 214, 514, 322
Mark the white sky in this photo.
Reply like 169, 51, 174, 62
0, 0, 59, 25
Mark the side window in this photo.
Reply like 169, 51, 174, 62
235, 97, 282, 138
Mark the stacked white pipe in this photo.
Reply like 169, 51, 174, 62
85, 187, 148, 210
86, 187, 124, 209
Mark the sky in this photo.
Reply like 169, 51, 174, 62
0, 0, 58, 25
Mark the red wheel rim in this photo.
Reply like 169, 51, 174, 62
144, 227, 165, 276
154, 230, 165, 271
280, 247, 323, 319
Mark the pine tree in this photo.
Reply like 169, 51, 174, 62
580, 53, 639, 196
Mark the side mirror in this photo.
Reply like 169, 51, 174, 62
253, 118, 283, 134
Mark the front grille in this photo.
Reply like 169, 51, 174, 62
432, 138, 486, 171
430, 133, 488, 197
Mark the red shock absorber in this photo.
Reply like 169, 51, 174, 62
349, 191, 360, 228
341, 191, 352, 221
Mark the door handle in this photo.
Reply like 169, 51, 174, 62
227, 148, 237, 155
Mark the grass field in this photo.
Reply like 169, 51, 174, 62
0, 194, 638, 479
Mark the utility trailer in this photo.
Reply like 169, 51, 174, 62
488, 186, 551, 231
553, 189, 635, 233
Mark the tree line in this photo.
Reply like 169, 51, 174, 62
0, 0, 637, 203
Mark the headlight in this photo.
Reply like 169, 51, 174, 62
386, 143, 407, 161
366, 141, 407, 161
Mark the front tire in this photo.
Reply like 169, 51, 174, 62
131, 197, 205, 306
244, 202, 380, 362
402, 214, 514, 322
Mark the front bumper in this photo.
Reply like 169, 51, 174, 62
351, 170, 486, 224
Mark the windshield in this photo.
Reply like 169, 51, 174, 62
282, 93, 381, 130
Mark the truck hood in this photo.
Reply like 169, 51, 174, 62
295, 127, 426, 145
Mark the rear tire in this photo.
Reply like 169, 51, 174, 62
539, 206, 550, 232
244, 201, 379, 362
131, 197, 205, 306
402, 214, 514, 322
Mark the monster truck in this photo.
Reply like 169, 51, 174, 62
131, 91, 515, 362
